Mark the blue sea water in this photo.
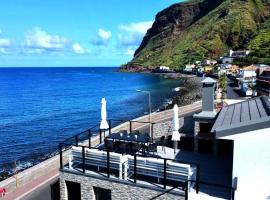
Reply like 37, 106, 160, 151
0, 67, 181, 174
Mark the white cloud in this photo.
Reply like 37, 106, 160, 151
118, 21, 153, 46
0, 38, 11, 47
0, 36, 11, 54
0, 48, 8, 54
24, 27, 70, 52
91, 28, 112, 46
72, 43, 90, 54
125, 49, 135, 56
98, 29, 111, 42
72, 43, 84, 54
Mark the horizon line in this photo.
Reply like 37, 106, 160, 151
0, 66, 120, 68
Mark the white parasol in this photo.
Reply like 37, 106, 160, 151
172, 104, 180, 153
100, 98, 109, 130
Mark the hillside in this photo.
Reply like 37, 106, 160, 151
122, 0, 270, 71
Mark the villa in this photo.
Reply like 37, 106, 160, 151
238, 65, 257, 96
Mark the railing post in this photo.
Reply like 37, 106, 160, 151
82, 146, 85, 173
196, 164, 200, 193
151, 123, 154, 139
88, 130, 91, 148
59, 143, 63, 169
130, 121, 132, 133
232, 177, 237, 200
163, 159, 167, 189
99, 129, 102, 144
109, 120, 111, 135
185, 181, 188, 200
134, 154, 137, 183
75, 135, 78, 146
107, 150, 110, 178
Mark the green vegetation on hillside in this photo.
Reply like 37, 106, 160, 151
124, 0, 270, 69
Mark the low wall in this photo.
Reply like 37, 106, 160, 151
60, 171, 185, 200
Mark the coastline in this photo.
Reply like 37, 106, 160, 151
154, 73, 203, 110
0, 101, 202, 198
0, 71, 202, 182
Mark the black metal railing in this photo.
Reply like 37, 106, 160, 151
188, 178, 238, 200
60, 144, 200, 195
132, 152, 200, 192
58, 118, 237, 200
59, 119, 156, 169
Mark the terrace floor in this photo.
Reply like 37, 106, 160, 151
64, 145, 232, 199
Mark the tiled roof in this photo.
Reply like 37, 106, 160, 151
212, 96, 270, 137
242, 65, 257, 71
201, 77, 217, 83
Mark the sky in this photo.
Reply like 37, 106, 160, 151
0, 0, 183, 67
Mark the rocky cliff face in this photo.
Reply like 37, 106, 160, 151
135, 0, 224, 56
122, 0, 270, 71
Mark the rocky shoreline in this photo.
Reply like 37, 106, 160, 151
154, 73, 202, 110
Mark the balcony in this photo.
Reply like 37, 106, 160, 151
59, 119, 236, 199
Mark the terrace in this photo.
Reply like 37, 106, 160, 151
59, 119, 236, 200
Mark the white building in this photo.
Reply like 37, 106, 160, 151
229, 50, 250, 58
211, 96, 270, 200
184, 64, 195, 72
239, 65, 257, 80
156, 66, 170, 71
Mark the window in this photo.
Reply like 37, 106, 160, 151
93, 186, 111, 200
66, 181, 81, 200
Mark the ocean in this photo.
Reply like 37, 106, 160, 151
0, 67, 182, 175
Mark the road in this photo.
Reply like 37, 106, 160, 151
226, 77, 248, 100
21, 177, 58, 200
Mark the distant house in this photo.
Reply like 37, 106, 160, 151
203, 59, 217, 65
157, 66, 170, 71
152, 66, 173, 73
229, 50, 250, 58
221, 50, 250, 64
256, 66, 270, 96
204, 66, 213, 74
222, 57, 234, 64
183, 64, 195, 72
195, 61, 201, 65
238, 65, 257, 96
211, 96, 270, 200
239, 65, 257, 79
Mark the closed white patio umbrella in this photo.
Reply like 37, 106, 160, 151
172, 104, 180, 153
100, 98, 109, 130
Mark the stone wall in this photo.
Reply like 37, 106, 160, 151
60, 171, 185, 200
152, 115, 196, 139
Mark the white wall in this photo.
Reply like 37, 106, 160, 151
239, 70, 256, 79
222, 128, 270, 200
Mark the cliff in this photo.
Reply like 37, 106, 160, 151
122, 0, 270, 71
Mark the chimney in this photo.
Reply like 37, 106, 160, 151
201, 77, 216, 112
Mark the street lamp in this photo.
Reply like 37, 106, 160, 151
136, 89, 152, 142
